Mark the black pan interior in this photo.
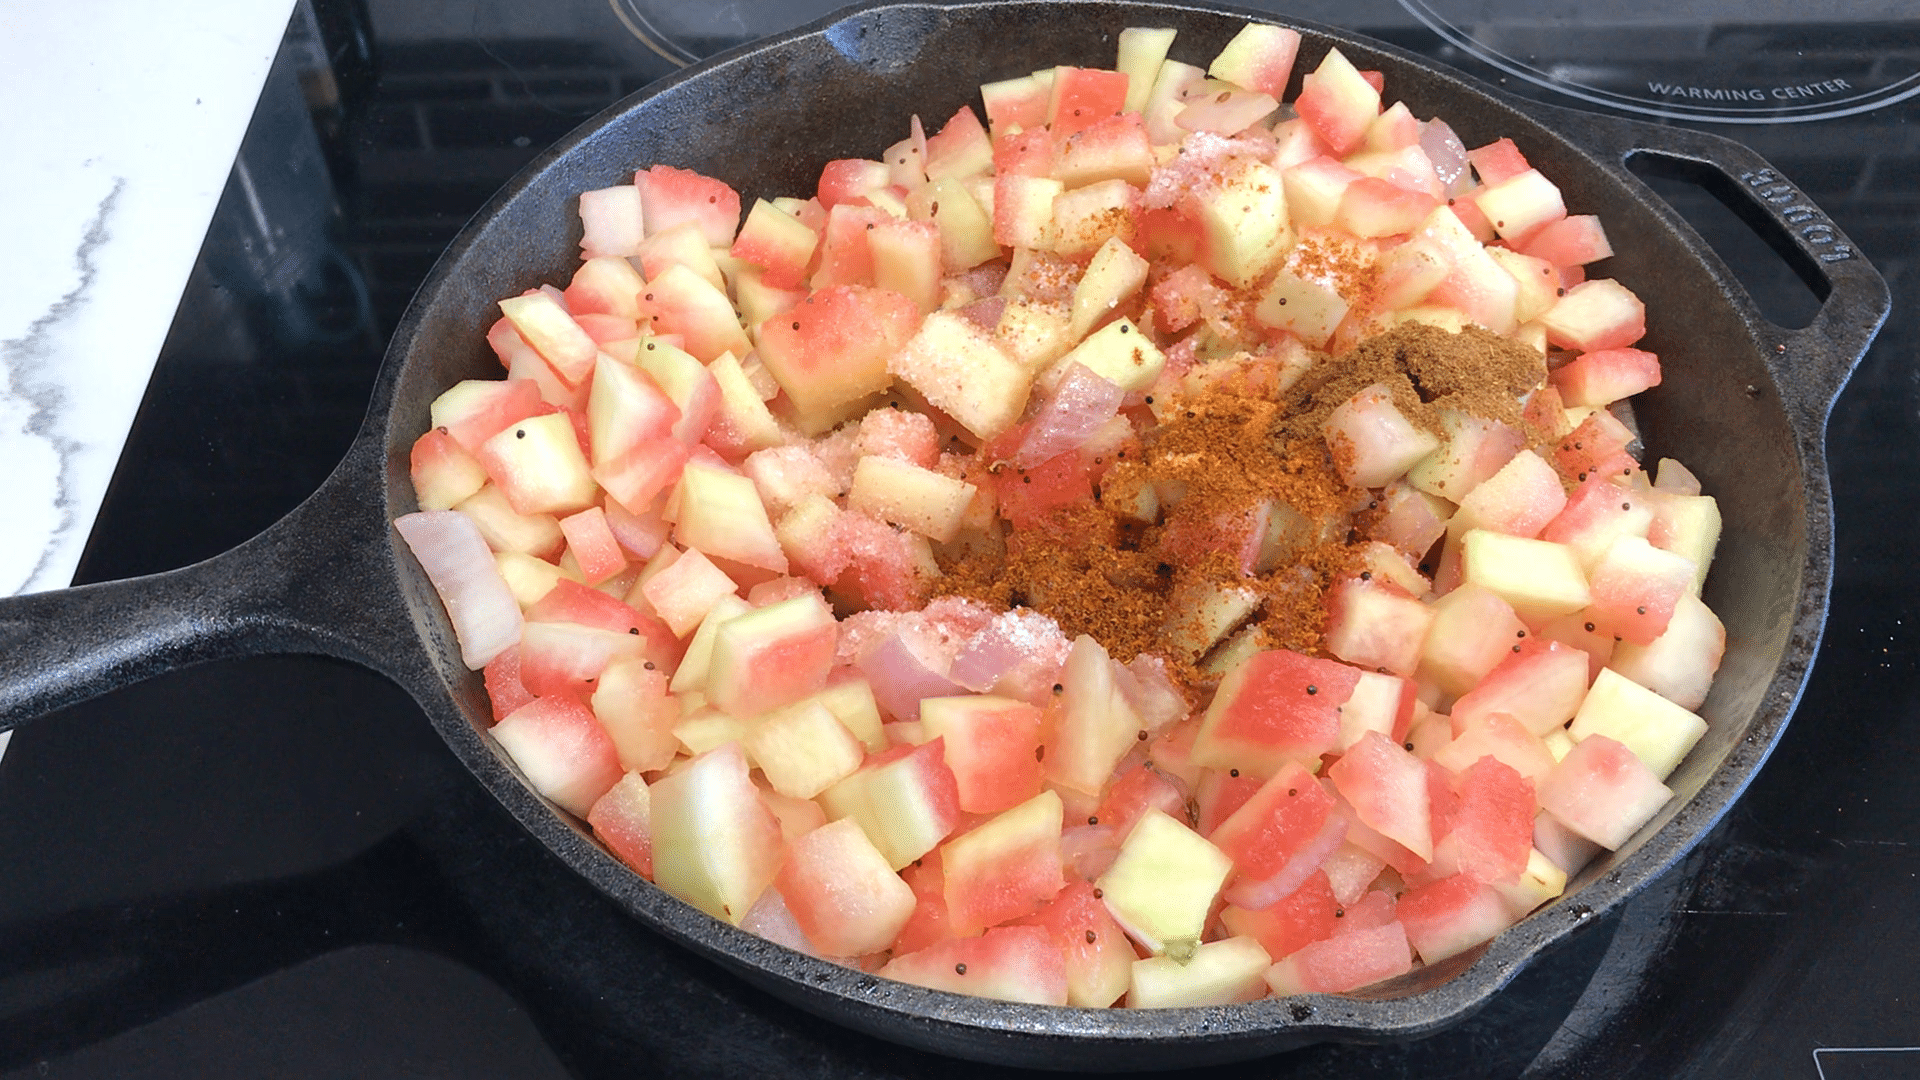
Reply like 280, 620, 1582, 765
366, 0, 1827, 1068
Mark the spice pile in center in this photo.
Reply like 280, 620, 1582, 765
936, 321, 1551, 685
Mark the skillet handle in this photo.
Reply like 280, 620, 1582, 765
1546, 109, 1891, 431
0, 441, 422, 732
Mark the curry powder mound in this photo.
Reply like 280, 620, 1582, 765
937, 322, 1551, 690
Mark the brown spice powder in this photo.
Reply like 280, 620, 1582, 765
936, 320, 1551, 693
1274, 321, 1548, 441
1288, 232, 1384, 320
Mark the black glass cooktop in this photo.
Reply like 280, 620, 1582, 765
4, 0, 1917, 1076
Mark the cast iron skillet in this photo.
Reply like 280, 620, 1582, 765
0, 0, 1890, 1069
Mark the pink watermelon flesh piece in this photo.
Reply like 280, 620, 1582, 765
1221, 870, 1340, 961
879, 925, 1070, 1005
1270, 919, 1413, 994
588, 772, 653, 877
1328, 730, 1434, 862
1012, 880, 1135, 1008
491, 695, 623, 818
1396, 873, 1516, 963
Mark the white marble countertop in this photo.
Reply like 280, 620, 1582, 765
1, 0, 298, 601
1, 0, 297, 759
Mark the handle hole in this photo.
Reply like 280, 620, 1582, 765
1624, 150, 1827, 330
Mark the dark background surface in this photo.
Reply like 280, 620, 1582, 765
2, 0, 1916, 1076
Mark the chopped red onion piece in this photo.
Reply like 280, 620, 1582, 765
740, 887, 820, 957
1060, 824, 1122, 882
956, 295, 1007, 330
601, 497, 670, 559
395, 510, 524, 669
1419, 119, 1472, 197
1014, 363, 1125, 469
857, 628, 963, 721
1221, 811, 1350, 911
949, 610, 1073, 700
1115, 653, 1191, 734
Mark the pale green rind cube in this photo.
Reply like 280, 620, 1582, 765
889, 311, 1034, 440
1057, 317, 1165, 393
806, 678, 887, 753
847, 455, 978, 543
1117, 27, 1178, 113
1492, 847, 1568, 917
744, 700, 866, 799
1568, 668, 1707, 780
668, 595, 754, 695
648, 744, 783, 925
1128, 936, 1273, 1008
1460, 529, 1591, 620
673, 461, 788, 573
1096, 809, 1234, 956
1196, 158, 1291, 289
1660, 494, 1722, 596
671, 708, 753, 757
